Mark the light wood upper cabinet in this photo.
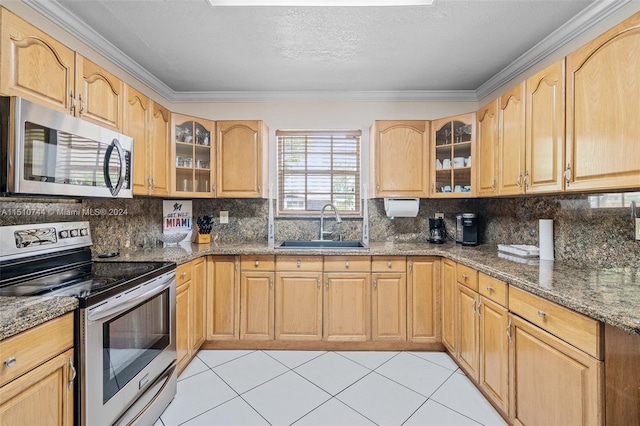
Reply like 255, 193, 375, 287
431, 113, 476, 197
0, 9, 75, 113
207, 256, 240, 341
370, 120, 430, 198
525, 60, 566, 194
498, 82, 526, 195
76, 56, 123, 131
172, 114, 215, 198
407, 257, 440, 343
148, 102, 171, 197
216, 120, 268, 198
476, 101, 499, 196
125, 86, 151, 196
566, 12, 640, 191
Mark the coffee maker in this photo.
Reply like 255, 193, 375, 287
428, 217, 447, 244
456, 213, 478, 246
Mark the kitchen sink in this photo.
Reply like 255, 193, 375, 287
275, 240, 369, 249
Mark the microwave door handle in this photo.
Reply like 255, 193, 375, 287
103, 138, 126, 196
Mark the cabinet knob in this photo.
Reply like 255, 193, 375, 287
486, 286, 493, 292
255, 260, 259, 267
345, 261, 350, 268
462, 274, 468, 280
180, 272, 187, 278
538, 310, 546, 318
297, 260, 301, 268
4, 356, 16, 368
387, 261, 392, 268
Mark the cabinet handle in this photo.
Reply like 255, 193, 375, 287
69, 91, 76, 114
269, 277, 273, 289
486, 286, 493, 292
180, 272, 187, 278
537, 310, 546, 318
235, 260, 239, 271
325, 278, 329, 289
345, 261, 350, 269
516, 172, 523, 189
255, 260, 259, 267
524, 170, 530, 190
373, 279, 377, 290
506, 318, 512, 342
376, 184, 380, 193
472, 298, 477, 315
431, 184, 435, 194
151, 177, 156, 191
212, 184, 216, 195
564, 164, 572, 187
317, 278, 320, 289
258, 184, 261, 192
387, 261, 392, 268
68, 358, 76, 390
78, 94, 84, 116
408, 261, 413, 274
297, 259, 301, 268
477, 299, 482, 318
491, 177, 497, 192
4, 356, 16, 368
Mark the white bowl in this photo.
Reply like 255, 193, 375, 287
157, 233, 187, 246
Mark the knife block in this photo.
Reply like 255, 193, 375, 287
192, 233, 211, 244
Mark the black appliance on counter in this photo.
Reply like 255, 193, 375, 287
456, 213, 479, 246
428, 217, 447, 244
0, 221, 177, 426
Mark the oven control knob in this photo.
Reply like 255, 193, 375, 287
59, 230, 69, 239
70, 229, 79, 237
80, 228, 88, 236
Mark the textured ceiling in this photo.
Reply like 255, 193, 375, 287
37, 0, 599, 98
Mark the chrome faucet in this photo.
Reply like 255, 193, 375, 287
320, 203, 342, 240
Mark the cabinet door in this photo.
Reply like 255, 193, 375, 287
207, 256, 240, 340
323, 273, 371, 342
176, 281, 191, 372
172, 114, 215, 197
371, 120, 429, 198
498, 83, 526, 195
479, 297, 510, 417
525, 60, 565, 194
476, 101, 499, 196
240, 271, 274, 340
275, 272, 323, 341
124, 86, 151, 196
441, 258, 457, 353
76, 56, 123, 131
510, 314, 603, 426
191, 257, 207, 351
566, 13, 640, 191
457, 283, 479, 381
0, 349, 74, 426
0, 9, 75, 114
372, 273, 406, 341
407, 258, 440, 343
149, 102, 171, 196
431, 114, 476, 197
217, 120, 267, 198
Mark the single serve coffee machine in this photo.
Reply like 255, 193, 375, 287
455, 213, 479, 246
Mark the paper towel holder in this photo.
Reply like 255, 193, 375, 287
383, 198, 419, 219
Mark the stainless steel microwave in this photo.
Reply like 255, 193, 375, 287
1, 96, 133, 198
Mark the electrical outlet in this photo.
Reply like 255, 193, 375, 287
636, 218, 640, 241
435, 212, 444, 219
220, 211, 229, 224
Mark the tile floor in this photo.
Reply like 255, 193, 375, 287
155, 350, 508, 426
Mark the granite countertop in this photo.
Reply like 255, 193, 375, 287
2, 240, 638, 341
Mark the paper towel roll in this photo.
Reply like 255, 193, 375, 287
384, 198, 419, 218
539, 219, 554, 260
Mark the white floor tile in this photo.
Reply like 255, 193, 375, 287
213, 350, 289, 394
153, 418, 164, 426
375, 352, 454, 397
160, 370, 236, 425
431, 373, 508, 426
404, 400, 481, 426
336, 350, 398, 370
182, 396, 269, 426
336, 372, 426, 425
408, 351, 459, 371
178, 356, 209, 381
294, 398, 376, 426
264, 350, 326, 369
243, 371, 331, 425
196, 350, 255, 369
295, 352, 370, 395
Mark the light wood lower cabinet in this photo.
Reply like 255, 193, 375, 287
275, 272, 323, 341
324, 272, 371, 342
176, 259, 207, 374
176, 265, 191, 373
457, 282, 480, 381
240, 256, 275, 340
207, 256, 240, 340
0, 313, 75, 426
407, 257, 440, 343
440, 258, 457, 352
191, 257, 207, 350
372, 272, 406, 342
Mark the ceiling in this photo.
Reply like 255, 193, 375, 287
22, 0, 630, 102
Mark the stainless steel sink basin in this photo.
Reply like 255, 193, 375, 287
275, 240, 369, 249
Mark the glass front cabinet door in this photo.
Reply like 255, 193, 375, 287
432, 113, 476, 197
172, 114, 215, 197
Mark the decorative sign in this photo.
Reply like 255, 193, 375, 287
162, 200, 193, 241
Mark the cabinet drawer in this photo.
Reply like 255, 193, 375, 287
275, 256, 323, 272
478, 273, 508, 307
0, 313, 74, 387
509, 286, 602, 359
241, 255, 275, 271
323, 256, 371, 272
372, 256, 406, 273
176, 263, 192, 286
456, 264, 478, 291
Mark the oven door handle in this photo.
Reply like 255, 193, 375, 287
88, 275, 174, 322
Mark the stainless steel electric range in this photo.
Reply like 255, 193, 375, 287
0, 221, 177, 426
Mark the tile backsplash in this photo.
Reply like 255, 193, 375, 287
1, 193, 637, 268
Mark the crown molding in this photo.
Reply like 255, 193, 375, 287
475, 0, 633, 100
20, 0, 637, 103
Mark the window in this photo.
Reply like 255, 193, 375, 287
277, 130, 361, 216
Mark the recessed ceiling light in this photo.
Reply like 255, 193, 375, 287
206, 0, 434, 6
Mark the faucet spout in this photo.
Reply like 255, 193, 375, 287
320, 203, 342, 240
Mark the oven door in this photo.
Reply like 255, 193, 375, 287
81, 272, 176, 426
